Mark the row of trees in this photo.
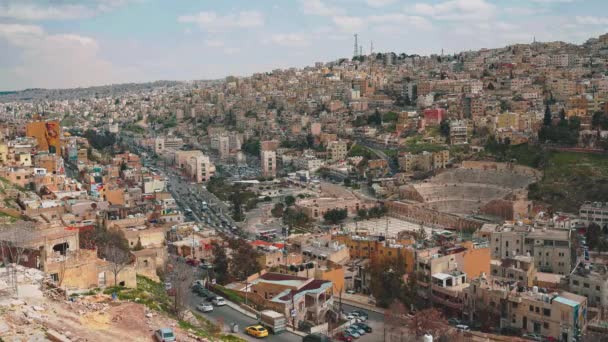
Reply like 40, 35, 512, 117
356, 206, 387, 220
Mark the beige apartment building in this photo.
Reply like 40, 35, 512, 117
466, 277, 587, 342
261, 150, 277, 178
487, 224, 573, 275
327, 140, 348, 162
398, 150, 449, 173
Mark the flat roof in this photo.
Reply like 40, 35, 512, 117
554, 296, 581, 307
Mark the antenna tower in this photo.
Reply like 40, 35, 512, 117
353, 34, 359, 57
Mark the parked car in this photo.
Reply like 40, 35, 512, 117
348, 325, 365, 336
344, 328, 360, 339
196, 303, 213, 313
245, 325, 269, 338
334, 332, 353, 342
303, 333, 332, 342
154, 328, 176, 342
448, 318, 461, 326
353, 323, 372, 333
456, 324, 470, 332
346, 290, 355, 294
522, 333, 543, 341
212, 296, 226, 306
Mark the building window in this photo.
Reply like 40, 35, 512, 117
543, 322, 549, 329
529, 305, 533, 312
596, 286, 601, 291
573, 280, 579, 286
543, 308, 551, 317
584, 283, 590, 288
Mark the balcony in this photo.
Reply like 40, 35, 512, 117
432, 295, 464, 310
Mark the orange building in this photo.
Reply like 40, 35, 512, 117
26, 120, 61, 155
333, 234, 416, 273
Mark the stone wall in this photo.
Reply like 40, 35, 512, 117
385, 201, 484, 230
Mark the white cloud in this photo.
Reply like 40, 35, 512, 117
365, 0, 396, 8
178, 11, 264, 31
204, 39, 225, 47
330, 13, 433, 34
332, 16, 366, 33
575, 16, 608, 25
300, 0, 342, 17
0, 0, 139, 20
223, 47, 241, 55
0, 23, 131, 89
411, 0, 496, 21
270, 33, 311, 47
531, 0, 576, 3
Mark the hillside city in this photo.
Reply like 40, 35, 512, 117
2, 32, 608, 342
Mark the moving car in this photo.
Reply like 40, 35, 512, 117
245, 325, 269, 338
196, 302, 213, 313
212, 296, 226, 306
154, 328, 176, 342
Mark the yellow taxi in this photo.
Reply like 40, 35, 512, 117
245, 325, 269, 338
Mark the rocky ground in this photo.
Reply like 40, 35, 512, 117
0, 265, 226, 341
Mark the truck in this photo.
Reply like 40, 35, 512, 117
259, 310, 286, 334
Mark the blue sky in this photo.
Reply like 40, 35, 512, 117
0, 0, 606, 90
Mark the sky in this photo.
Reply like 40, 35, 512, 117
0, 0, 607, 90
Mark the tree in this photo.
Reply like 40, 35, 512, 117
370, 255, 406, 308
242, 138, 261, 156
586, 222, 602, 251
271, 203, 285, 218
284, 195, 296, 207
323, 209, 348, 224
343, 178, 352, 187
132, 237, 144, 251
229, 238, 262, 280
283, 208, 313, 230
367, 109, 382, 126
229, 189, 245, 222
407, 308, 448, 338
104, 244, 132, 287
384, 300, 409, 341
356, 208, 368, 220
170, 257, 194, 319
543, 104, 552, 126
439, 119, 450, 137
212, 242, 229, 284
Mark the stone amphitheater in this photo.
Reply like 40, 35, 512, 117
400, 161, 541, 215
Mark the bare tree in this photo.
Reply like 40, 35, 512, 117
407, 307, 449, 339
104, 244, 132, 287
169, 257, 194, 319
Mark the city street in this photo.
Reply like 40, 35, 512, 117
187, 292, 301, 342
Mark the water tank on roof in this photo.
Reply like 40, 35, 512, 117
532, 286, 539, 294
423, 334, 433, 342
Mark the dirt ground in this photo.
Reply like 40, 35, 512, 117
0, 293, 199, 342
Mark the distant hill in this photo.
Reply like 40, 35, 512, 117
0, 80, 184, 102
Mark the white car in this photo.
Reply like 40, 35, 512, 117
212, 296, 226, 306
197, 303, 213, 313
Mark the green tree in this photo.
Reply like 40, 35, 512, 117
367, 109, 382, 126
271, 203, 285, 218
284, 195, 296, 207
439, 119, 450, 137
586, 222, 602, 252
229, 238, 262, 280
543, 104, 552, 126
323, 209, 348, 224
242, 138, 261, 156
212, 242, 229, 284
